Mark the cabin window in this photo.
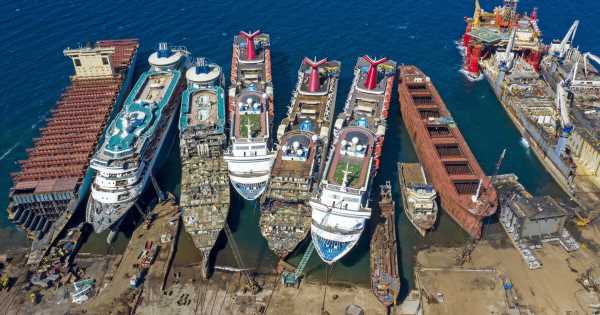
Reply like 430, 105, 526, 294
102, 57, 109, 65
444, 161, 473, 175
74, 58, 81, 67
454, 180, 480, 195
435, 144, 462, 158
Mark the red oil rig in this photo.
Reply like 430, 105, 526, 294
461, 0, 543, 80
398, 65, 497, 238
7, 39, 138, 241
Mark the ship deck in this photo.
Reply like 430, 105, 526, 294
233, 90, 267, 139
186, 89, 219, 128
326, 127, 374, 189
398, 65, 497, 236
12, 39, 138, 191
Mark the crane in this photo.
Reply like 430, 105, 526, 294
554, 56, 578, 155
572, 52, 600, 90
495, 30, 516, 92
551, 20, 579, 60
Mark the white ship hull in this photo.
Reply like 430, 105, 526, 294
87, 105, 177, 234
224, 152, 275, 200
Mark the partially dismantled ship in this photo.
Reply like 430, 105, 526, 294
398, 65, 497, 239
179, 57, 230, 278
224, 31, 275, 201
87, 43, 190, 242
7, 39, 138, 241
370, 181, 401, 307
310, 56, 396, 264
461, 0, 600, 213
398, 162, 438, 237
260, 57, 340, 258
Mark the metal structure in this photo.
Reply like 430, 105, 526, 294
281, 242, 314, 287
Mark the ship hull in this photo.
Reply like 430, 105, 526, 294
7, 40, 139, 242
398, 66, 497, 239
86, 95, 180, 236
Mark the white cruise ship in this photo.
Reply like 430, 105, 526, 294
87, 43, 189, 240
310, 56, 396, 264
224, 31, 275, 201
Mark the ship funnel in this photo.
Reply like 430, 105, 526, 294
362, 55, 388, 90
157, 42, 172, 58
239, 30, 261, 60
304, 57, 328, 92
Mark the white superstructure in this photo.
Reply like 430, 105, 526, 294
310, 56, 396, 264
224, 31, 275, 200
86, 43, 189, 238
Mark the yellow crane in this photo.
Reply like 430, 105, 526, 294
574, 208, 600, 227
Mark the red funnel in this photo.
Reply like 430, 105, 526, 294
363, 55, 388, 90
239, 30, 261, 60
304, 57, 327, 92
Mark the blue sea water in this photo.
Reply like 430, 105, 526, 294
1, 0, 600, 290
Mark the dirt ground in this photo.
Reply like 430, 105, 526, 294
416, 224, 600, 315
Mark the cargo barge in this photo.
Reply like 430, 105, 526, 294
398, 65, 497, 239
370, 181, 401, 308
397, 162, 438, 237
7, 39, 139, 242
179, 57, 229, 278
461, 0, 600, 213
224, 31, 276, 201
260, 58, 340, 258
310, 56, 396, 264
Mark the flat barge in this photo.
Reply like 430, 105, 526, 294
260, 57, 340, 258
370, 181, 401, 308
7, 39, 139, 242
397, 162, 438, 237
398, 65, 497, 239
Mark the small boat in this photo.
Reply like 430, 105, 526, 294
370, 181, 401, 307
398, 162, 438, 237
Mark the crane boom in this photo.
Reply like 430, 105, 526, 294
557, 20, 579, 59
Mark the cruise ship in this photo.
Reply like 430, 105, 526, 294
310, 56, 396, 264
179, 57, 230, 278
260, 57, 340, 258
224, 31, 275, 201
87, 43, 190, 240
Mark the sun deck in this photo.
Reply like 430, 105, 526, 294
326, 128, 374, 189
233, 90, 267, 139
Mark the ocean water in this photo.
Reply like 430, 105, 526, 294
2, 0, 600, 293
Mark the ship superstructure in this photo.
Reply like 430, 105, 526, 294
398, 65, 497, 238
7, 40, 138, 241
461, 0, 600, 213
398, 162, 438, 237
224, 31, 275, 201
260, 58, 341, 257
87, 43, 189, 240
310, 56, 396, 264
179, 58, 229, 278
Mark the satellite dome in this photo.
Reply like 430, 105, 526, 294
296, 149, 303, 156
292, 141, 300, 149
356, 144, 363, 152
311, 134, 319, 142
246, 98, 253, 105
341, 139, 348, 146
352, 137, 359, 144
282, 145, 288, 152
